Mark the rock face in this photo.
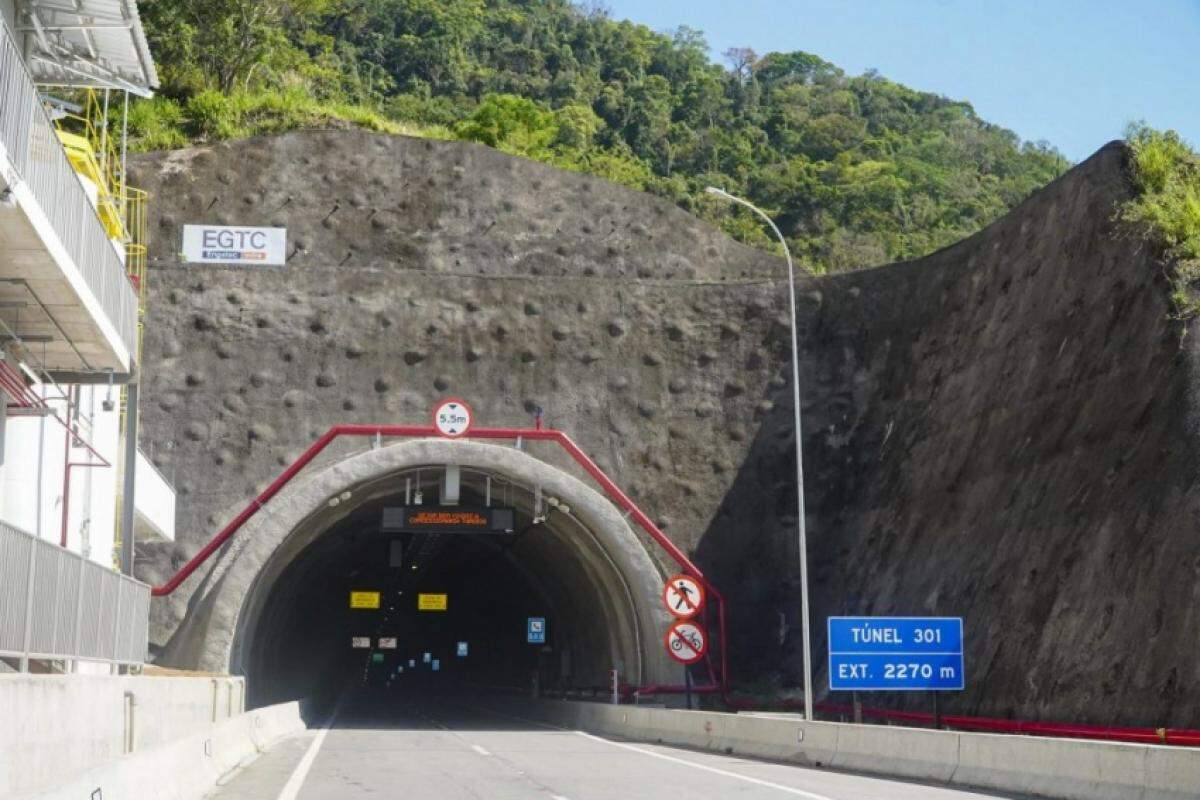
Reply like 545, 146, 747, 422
134, 132, 1196, 729
702, 141, 1200, 728
130, 129, 787, 667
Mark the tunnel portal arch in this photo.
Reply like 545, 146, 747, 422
167, 438, 677, 703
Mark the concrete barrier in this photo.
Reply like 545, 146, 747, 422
24, 700, 307, 800
0, 674, 247, 798
951, 729, 1150, 800
497, 698, 1200, 800
1144, 745, 1200, 800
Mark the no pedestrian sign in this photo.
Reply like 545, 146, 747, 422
665, 620, 707, 665
662, 575, 704, 619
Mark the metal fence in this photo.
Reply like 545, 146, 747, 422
0, 17, 139, 359
0, 520, 149, 667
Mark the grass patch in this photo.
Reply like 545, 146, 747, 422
125, 87, 452, 153
1121, 124, 1200, 321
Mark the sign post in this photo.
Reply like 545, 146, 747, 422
827, 617, 964, 692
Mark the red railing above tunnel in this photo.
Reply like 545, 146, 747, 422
149, 422, 730, 696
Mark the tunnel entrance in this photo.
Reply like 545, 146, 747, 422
166, 438, 675, 706
243, 465, 647, 706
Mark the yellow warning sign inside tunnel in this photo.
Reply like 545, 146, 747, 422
418, 593, 448, 611
349, 591, 381, 610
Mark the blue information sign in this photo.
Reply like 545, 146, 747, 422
527, 617, 546, 644
828, 617, 964, 691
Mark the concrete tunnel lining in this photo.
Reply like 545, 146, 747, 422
165, 438, 677, 693
246, 477, 645, 704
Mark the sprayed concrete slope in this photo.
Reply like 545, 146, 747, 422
132, 133, 1197, 728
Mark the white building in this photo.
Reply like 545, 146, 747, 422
0, 0, 172, 673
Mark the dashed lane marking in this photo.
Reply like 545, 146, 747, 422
471, 744, 492, 756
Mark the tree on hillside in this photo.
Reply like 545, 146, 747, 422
132, 0, 1070, 274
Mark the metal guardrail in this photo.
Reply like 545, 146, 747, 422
0, 17, 139, 361
0, 519, 149, 667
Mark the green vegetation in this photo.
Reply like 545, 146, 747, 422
1121, 124, 1200, 319
133, 0, 1069, 273
124, 87, 450, 151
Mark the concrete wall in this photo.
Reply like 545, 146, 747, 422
0, 1, 14, 36
25, 699, 307, 800
0, 674, 246, 797
0, 383, 120, 568
503, 698, 1200, 800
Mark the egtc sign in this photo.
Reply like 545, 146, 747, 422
182, 224, 286, 265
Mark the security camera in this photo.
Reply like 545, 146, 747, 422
102, 399, 115, 412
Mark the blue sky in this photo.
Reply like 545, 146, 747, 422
602, 0, 1200, 162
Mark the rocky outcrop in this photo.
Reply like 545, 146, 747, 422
705, 142, 1199, 728
133, 133, 1196, 728
130, 130, 787, 657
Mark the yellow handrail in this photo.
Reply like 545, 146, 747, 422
49, 89, 151, 361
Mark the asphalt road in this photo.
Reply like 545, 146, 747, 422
207, 691, 1020, 800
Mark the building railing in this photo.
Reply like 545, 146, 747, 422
0, 17, 139, 363
0, 519, 149, 668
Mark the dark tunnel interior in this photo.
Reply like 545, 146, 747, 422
242, 467, 638, 708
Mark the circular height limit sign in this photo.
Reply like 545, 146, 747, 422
662, 574, 705, 619
433, 399, 473, 437
665, 621, 708, 665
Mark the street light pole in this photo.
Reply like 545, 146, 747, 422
705, 187, 814, 722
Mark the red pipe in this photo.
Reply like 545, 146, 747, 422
0, 363, 114, 466
0, 365, 113, 548
59, 424, 70, 547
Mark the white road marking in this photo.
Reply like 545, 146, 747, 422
574, 732, 837, 800
275, 702, 343, 800
471, 744, 492, 756
551, 795, 571, 800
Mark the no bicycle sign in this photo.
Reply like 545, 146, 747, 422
664, 620, 707, 665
